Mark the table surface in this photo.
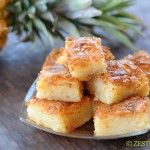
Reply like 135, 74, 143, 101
0, 0, 150, 150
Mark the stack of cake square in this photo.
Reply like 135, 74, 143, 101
27, 36, 150, 136
87, 59, 150, 136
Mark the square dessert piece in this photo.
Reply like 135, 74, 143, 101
42, 48, 65, 69
124, 50, 150, 85
36, 64, 83, 102
57, 45, 114, 65
87, 60, 150, 104
94, 96, 150, 136
43, 45, 114, 71
27, 96, 92, 133
65, 37, 106, 81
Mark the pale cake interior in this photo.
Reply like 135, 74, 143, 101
65, 37, 106, 81
87, 59, 150, 104
94, 96, 150, 136
36, 64, 83, 102
27, 97, 92, 133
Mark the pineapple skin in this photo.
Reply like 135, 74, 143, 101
0, 19, 8, 48
0, 0, 9, 49
0, 0, 9, 10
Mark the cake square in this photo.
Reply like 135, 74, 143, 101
42, 44, 114, 71
65, 37, 106, 81
124, 50, 150, 85
94, 96, 150, 136
27, 96, 92, 133
36, 64, 83, 102
87, 60, 150, 104
42, 48, 65, 69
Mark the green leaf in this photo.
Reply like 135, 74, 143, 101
116, 18, 143, 35
33, 18, 54, 45
41, 12, 54, 22
15, 1, 22, 13
78, 18, 117, 29
22, 0, 30, 10
112, 1, 134, 10
78, 25, 93, 36
101, 0, 133, 12
35, 1, 48, 13
104, 27, 136, 50
64, 7, 102, 19
100, 0, 122, 11
24, 21, 33, 32
56, 0, 92, 12
101, 15, 143, 35
57, 18, 80, 37
92, 0, 106, 8
114, 11, 142, 24
27, 6, 36, 19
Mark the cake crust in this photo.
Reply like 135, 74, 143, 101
87, 59, 150, 104
42, 48, 65, 69
65, 37, 106, 80
94, 96, 149, 118
94, 96, 150, 136
124, 50, 150, 81
101, 59, 148, 86
102, 46, 114, 61
36, 64, 83, 102
28, 96, 91, 115
27, 96, 92, 133
39, 64, 76, 83
42, 43, 114, 72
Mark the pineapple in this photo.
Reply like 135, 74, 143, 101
0, 19, 8, 48
0, 0, 9, 10
0, 0, 142, 49
0, 0, 9, 48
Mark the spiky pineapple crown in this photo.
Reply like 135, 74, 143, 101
7, 0, 142, 49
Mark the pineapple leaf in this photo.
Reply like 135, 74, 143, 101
57, 18, 80, 37
101, 15, 143, 34
41, 12, 54, 23
33, 18, 54, 45
104, 27, 136, 50
77, 18, 117, 29
114, 11, 142, 24
100, 0, 123, 11
92, 0, 106, 8
56, 0, 92, 12
35, 1, 48, 13
6, 0, 142, 49
27, 6, 36, 19
101, 0, 133, 12
64, 7, 102, 19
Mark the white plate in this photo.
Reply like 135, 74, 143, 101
19, 80, 150, 139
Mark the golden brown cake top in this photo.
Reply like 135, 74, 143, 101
27, 96, 91, 115
100, 59, 148, 86
125, 50, 150, 78
94, 96, 149, 117
38, 64, 79, 84
42, 48, 64, 69
102, 46, 114, 61
65, 37, 104, 61
42, 38, 113, 70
